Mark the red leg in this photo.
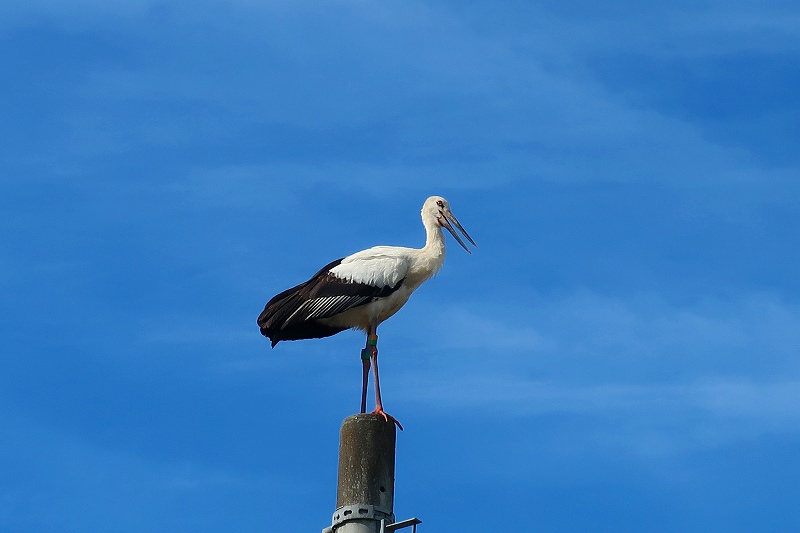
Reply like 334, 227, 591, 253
368, 330, 403, 431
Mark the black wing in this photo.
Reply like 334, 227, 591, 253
258, 258, 403, 346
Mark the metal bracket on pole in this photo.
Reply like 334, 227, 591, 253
380, 517, 422, 532
331, 503, 394, 530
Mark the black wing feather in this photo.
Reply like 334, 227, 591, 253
257, 258, 404, 346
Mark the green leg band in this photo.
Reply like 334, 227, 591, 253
362, 335, 377, 360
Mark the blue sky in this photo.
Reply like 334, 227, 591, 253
2, 1, 799, 531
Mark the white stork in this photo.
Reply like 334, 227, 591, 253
257, 196, 475, 427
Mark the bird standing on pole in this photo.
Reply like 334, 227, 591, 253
257, 196, 476, 427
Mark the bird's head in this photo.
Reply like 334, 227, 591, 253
422, 196, 477, 253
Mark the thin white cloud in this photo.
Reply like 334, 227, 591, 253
405, 374, 800, 422
401, 374, 800, 457
391, 290, 800, 454
0, 410, 292, 530
0, 0, 152, 33
15, 0, 791, 197
418, 291, 800, 369
163, 164, 303, 208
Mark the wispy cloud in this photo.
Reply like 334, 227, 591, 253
0, 410, 293, 531
405, 374, 800, 422
392, 290, 800, 454
11, 0, 789, 196
402, 374, 800, 457
418, 291, 800, 370
0, 0, 152, 33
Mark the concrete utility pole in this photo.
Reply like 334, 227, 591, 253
322, 414, 421, 533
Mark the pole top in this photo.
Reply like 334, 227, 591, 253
337, 413, 397, 510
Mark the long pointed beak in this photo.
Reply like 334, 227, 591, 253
442, 211, 477, 254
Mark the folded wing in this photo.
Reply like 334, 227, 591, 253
258, 257, 406, 346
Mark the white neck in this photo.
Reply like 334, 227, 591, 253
422, 217, 446, 255
405, 214, 446, 285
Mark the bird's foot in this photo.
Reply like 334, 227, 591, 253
372, 407, 404, 431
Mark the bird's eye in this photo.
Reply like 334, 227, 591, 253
436, 200, 444, 207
